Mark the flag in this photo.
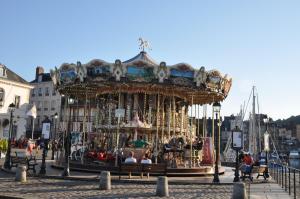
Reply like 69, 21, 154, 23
26, 104, 37, 119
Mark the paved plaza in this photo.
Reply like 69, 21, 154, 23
0, 175, 233, 199
0, 151, 293, 199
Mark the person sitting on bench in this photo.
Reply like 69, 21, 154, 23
141, 153, 152, 164
125, 151, 137, 163
240, 153, 253, 179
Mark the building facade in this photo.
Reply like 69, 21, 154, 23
29, 66, 61, 138
0, 64, 33, 139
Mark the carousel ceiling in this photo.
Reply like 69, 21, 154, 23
50, 51, 232, 105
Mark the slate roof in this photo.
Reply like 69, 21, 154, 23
0, 65, 30, 85
30, 73, 52, 83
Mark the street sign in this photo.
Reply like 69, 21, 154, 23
42, 122, 51, 139
232, 130, 243, 150
115, 108, 125, 118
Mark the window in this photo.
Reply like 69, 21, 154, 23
44, 101, 49, 111
52, 87, 56, 96
37, 101, 42, 111
14, 96, 20, 108
51, 100, 56, 111
45, 87, 49, 96
38, 88, 42, 96
0, 65, 6, 77
0, 88, 4, 107
38, 75, 42, 83
31, 88, 35, 97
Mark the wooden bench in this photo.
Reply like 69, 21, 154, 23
253, 165, 268, 180
11, 153, 38, 174
119, 163, 167, 180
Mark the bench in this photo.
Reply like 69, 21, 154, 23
11, 152, 38, 174
119, 163, 167, 180
253, 165, 269, 180
241, 165, 269, 181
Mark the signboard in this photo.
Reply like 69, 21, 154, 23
42, 122, 51, 139
264, 132, 270, 151
232, 130, 243, 150
115, 108, 125, 118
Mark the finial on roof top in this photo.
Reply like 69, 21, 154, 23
138, 37, 152, 52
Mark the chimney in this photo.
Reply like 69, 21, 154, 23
35, 66, 44, 80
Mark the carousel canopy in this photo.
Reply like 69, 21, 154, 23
50, 51, 232, 105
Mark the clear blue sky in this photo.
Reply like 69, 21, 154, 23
1, 0, 299, 120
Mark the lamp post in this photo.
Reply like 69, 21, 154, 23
4, 103, 16, 170
51, 113, 58, 160
212, 102, 221, 183
62, 96, 73, 177
233, 126, 243, 182
39, 118, 51, 175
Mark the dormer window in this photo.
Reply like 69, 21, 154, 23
38, 75, 42, 82
0, 88, 4, 107
0, 64, 7, 78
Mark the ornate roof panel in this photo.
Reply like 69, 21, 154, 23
51, 51, 232, 104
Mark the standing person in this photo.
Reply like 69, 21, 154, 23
125, 151, 137, 163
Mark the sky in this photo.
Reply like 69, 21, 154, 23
0, 0, 299, 120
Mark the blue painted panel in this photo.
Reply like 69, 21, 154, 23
94, 66, 110, 75
170, 69, 194, 78
127, 66, 154, 81
127, 66, 146, 76
60, 70, 76, 82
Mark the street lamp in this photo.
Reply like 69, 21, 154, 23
4, 103, 16, 170
62, 96, 74, 177
39, 118, 51, 175
51, 112, 58, 160
212, 102, 221, 183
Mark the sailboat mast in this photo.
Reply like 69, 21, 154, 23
252, 86, 256, 155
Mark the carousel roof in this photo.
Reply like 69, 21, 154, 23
50, 51, 232, 105
123, 51, 158, 66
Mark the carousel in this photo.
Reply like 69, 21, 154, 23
50, 44, 232, 176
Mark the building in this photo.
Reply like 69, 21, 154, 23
29, 66, 61, 138
0, 64, 33, 139
296, 125, 300, 141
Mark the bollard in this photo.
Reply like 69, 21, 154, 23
156, 176, 169, 197
15, 166, 27, 182
232, 182, 247, 199
99, 171, 111, 190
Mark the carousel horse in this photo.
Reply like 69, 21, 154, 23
185, 138, 203, 150
183, 138, 204, 167
164, 137, 185, 153
163, 137, 186, 168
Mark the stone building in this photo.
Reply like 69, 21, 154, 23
0, 64, 33, 139
29, 66, 61, 138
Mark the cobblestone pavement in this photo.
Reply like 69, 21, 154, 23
0, 177, 233, 199
0, 155, 234, 199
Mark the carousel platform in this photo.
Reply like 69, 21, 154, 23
52, 161, 225, 177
